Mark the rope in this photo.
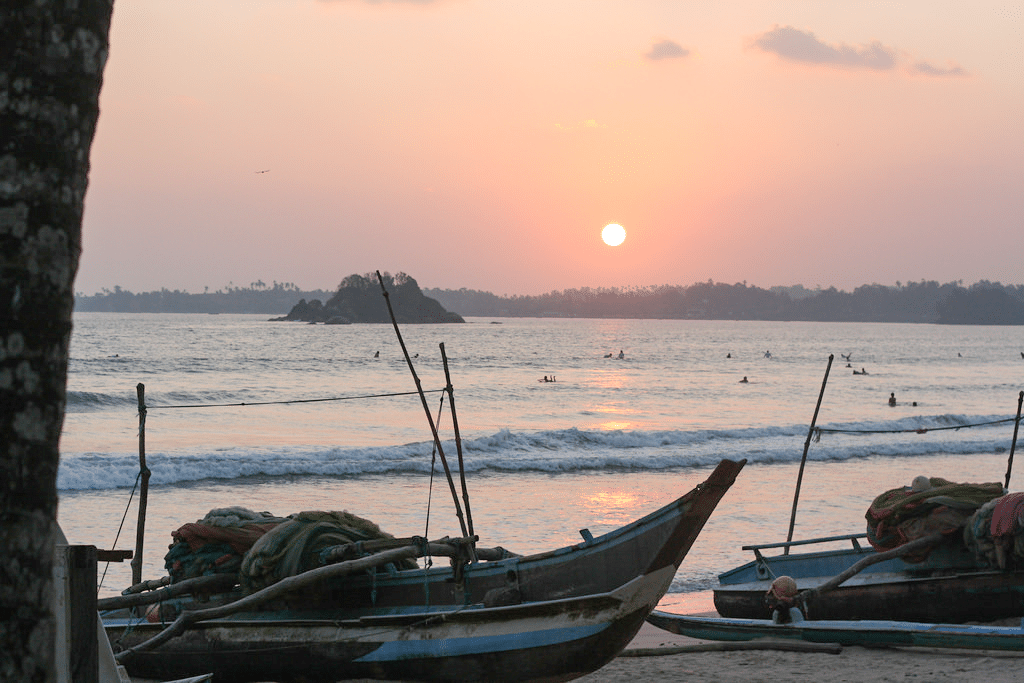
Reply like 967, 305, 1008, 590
98, 470, 142, 593
145, 388, 444, 410
815, 416, 1017, 440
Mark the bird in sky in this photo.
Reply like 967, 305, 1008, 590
255, 169, 270, 174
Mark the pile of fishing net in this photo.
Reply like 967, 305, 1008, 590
964, 492, 1024, 569
164, 507, 416, 590
239, 510, 418, 594
865, 476, 1004, 562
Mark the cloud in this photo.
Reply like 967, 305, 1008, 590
752, 25, 968, 78
645, 40, 690, 61
753, 25, 896, 70
909, 61, 968, 77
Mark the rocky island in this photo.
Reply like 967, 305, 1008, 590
274, 272, 464, 324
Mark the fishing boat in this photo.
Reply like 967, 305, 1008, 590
712, 531, 1024, 623
709, 354, 1024, 624
103, 458, 744, 682
101, 272, 745, 681
647, 609, 1024, 652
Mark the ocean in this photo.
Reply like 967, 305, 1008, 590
58, 313, 1024, 607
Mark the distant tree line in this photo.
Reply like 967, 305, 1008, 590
75, 278, 1024, 324
75, 281, 333, 314
424, 280, 1024, 325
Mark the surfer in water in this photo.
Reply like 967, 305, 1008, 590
739, 376, 748, 383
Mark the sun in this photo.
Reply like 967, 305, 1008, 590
601, 223, 626, 246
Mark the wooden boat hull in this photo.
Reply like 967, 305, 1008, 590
713, 540, 1024, 623
106, 459, 745, 682
647, 610, 1024, 652
109, 566, 670, 682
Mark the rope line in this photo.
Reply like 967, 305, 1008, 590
98, 469, 142, 593
145, 388, 444, 410
815, 416, 1018, 438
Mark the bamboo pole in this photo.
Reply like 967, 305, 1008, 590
440, 342, 474, 539
1004, 390, 1023, 490
785, 354, 833, 554
131, 383, 150, 585
375, 271, 469, 539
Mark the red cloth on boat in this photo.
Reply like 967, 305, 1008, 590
990, 492, 1024, 537
171, 521, 281, 555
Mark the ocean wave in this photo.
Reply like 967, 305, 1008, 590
56, 413, 1017, 491
65, 391, 134, 412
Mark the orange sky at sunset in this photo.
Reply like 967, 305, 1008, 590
78, 1, 1023, 296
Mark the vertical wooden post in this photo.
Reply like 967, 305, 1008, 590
376, 271, 469, 540
1005, 390, 1024, 490
131, 383, 150, 585
440, 342, 474, 539
67, 545, 98, 683
785, 354, 834, 554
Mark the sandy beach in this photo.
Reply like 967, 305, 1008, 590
575, 621, 1024, 683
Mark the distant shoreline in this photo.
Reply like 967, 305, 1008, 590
74, 279, 1024, 325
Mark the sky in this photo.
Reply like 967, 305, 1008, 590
78, 0, 1023, 296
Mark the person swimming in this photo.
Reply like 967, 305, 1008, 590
739, 376, 748, 383
617, 349, 624, 359
888, 392, 896, 406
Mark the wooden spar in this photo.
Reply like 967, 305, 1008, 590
131, 383, 151, 585
440, 342, 474, 539
98, 539, 518, 612
114, 539, 502, 660
785, 354, 833, 554
319, 535, 515, 565
1004, 390, 1023, 490
795, 532, 944, 610
375, 271, 469, 539
98, 574, 236, 611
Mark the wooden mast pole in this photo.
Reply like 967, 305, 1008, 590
131, 383, 151, 585
1004, 390, 1023, 490
440, 342, 474, 538
785, 354, 833, 554
376, 271, 469, 539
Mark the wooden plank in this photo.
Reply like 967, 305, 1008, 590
67, 545, 98, 683
97, 549, 132, 562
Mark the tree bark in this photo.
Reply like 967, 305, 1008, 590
0, 2, 113, 681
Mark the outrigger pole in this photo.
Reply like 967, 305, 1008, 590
785, 354, 833, 554
376, 271, 471, 541
1004, 390, 1023, 490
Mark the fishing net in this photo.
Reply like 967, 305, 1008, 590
165, 507, 416, 590
165, 507, 287, 582
865, 477, 1004, 561
239, 510, 418, 594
